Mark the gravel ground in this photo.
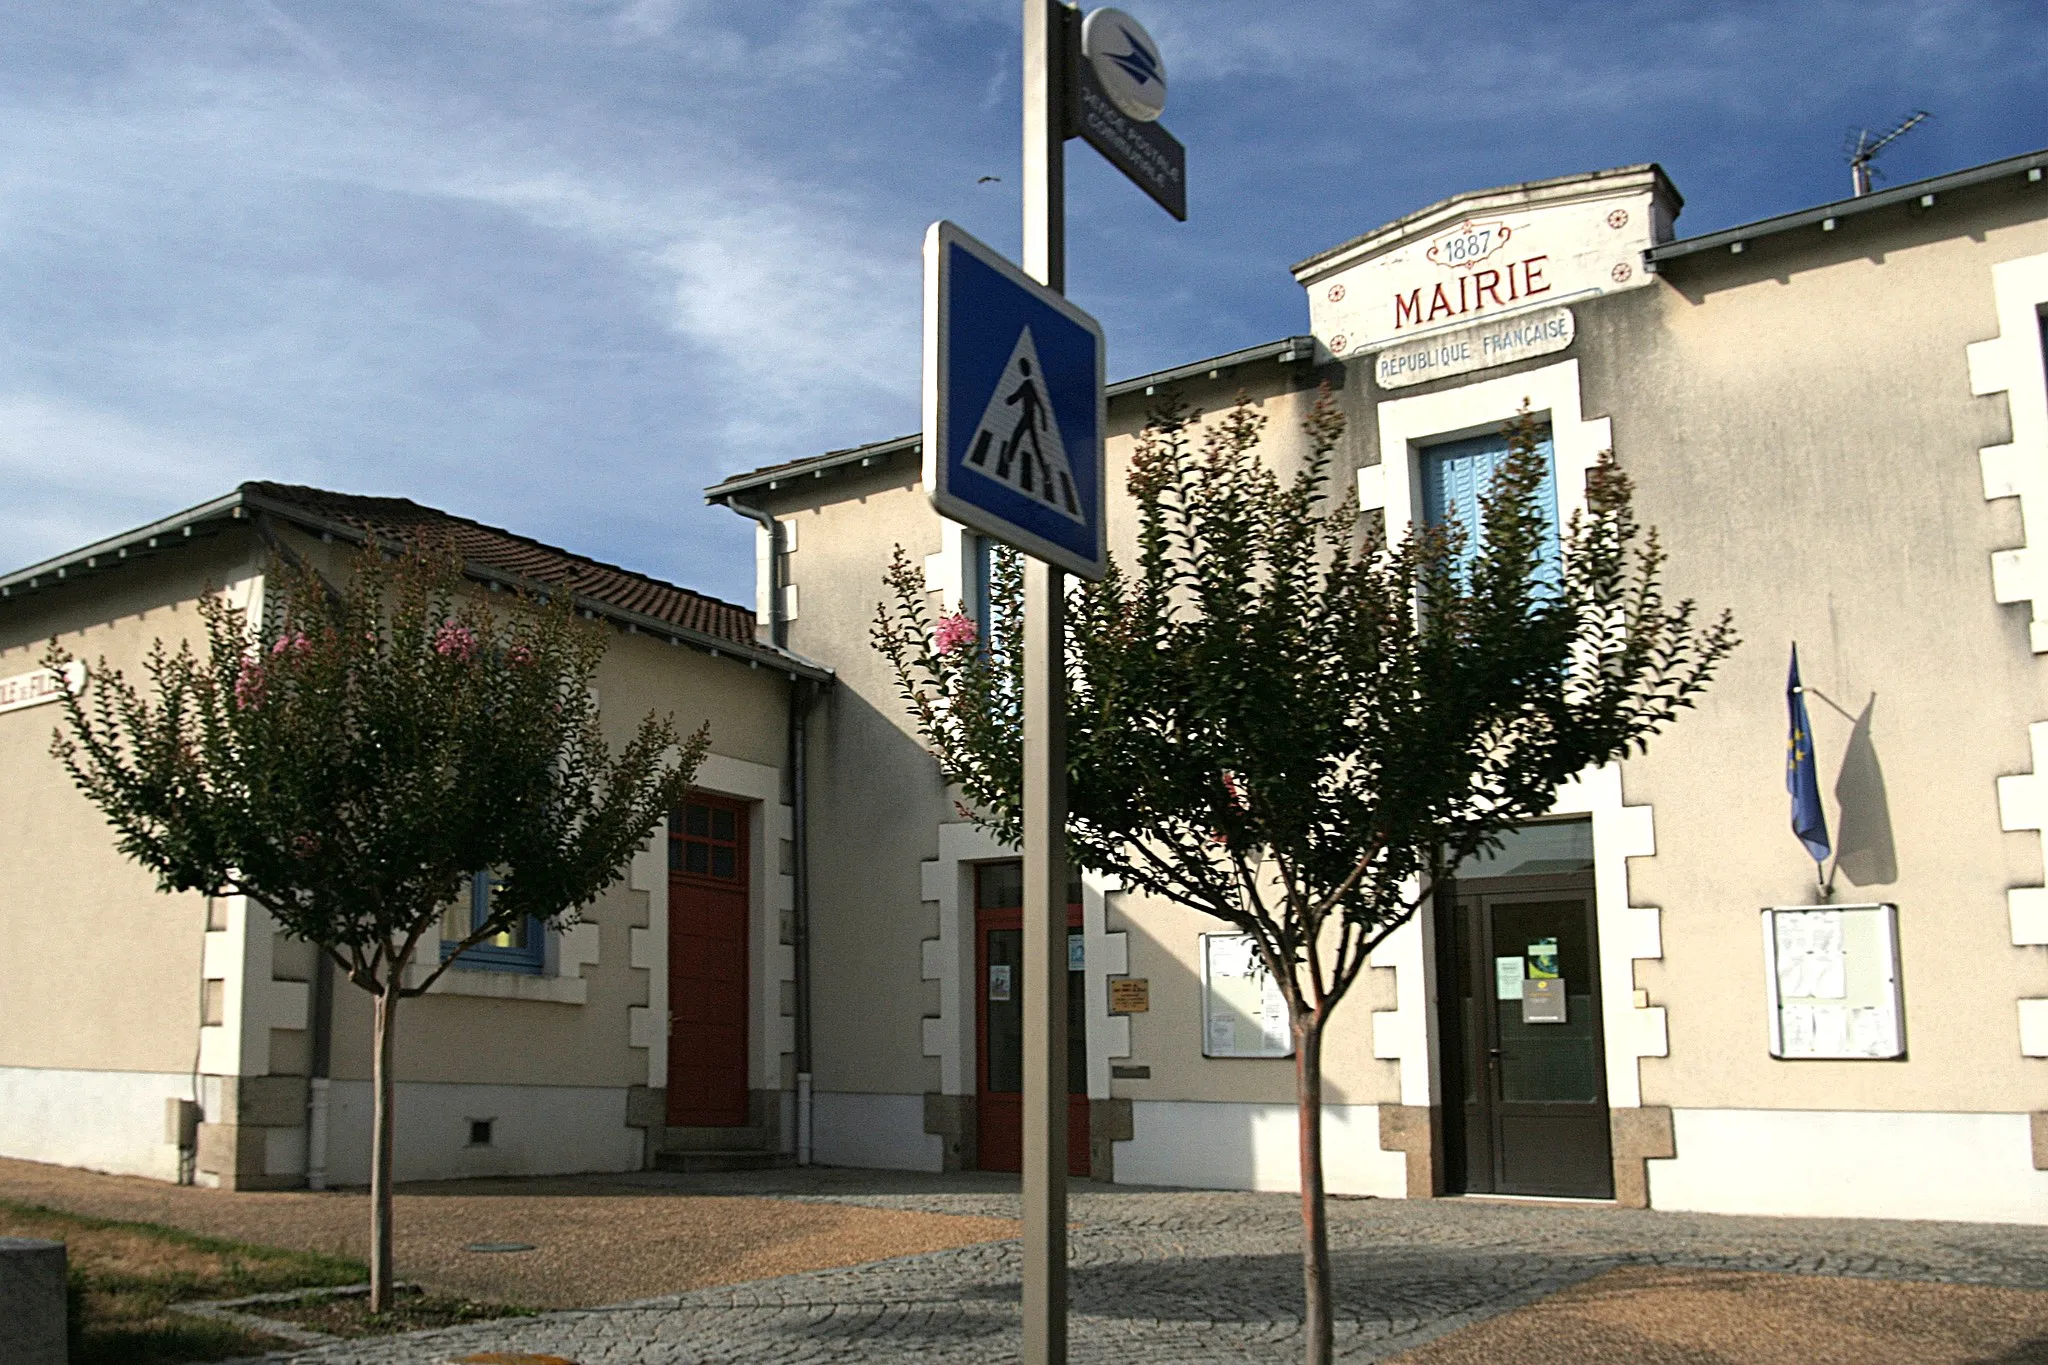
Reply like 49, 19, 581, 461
1385, 1264, 2048, 1364
0, 1157, 1019, 1308
7, 1157, 2047, 1362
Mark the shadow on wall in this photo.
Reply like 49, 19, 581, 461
1826, 692, 1898, 889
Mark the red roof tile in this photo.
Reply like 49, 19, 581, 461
243, 482, 756, 648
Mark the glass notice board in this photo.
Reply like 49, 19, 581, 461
1760, 903, 1904, 1060
1200, 934, 1293, 1058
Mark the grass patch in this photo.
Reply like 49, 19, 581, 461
258, 1285, 536, 1338
0, 1198, 364, 1365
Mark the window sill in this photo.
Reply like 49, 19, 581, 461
402, 920, 598, 1004
414, 963, 589, 1005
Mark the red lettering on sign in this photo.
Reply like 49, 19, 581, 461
1393, 288, 1423, 329
1388, 254, 1556, 332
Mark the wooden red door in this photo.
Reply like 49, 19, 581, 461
975, 861, 1090, 1176
667, 796, 750, 1127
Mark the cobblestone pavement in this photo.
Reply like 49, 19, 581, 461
263, 1168, 2048, 1364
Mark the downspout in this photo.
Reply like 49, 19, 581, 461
723, 497, 785, 651
305, 950, 334, 1190
791, 679, 815, 1165
724, 496, 814, 1162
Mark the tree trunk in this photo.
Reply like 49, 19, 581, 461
1295, 1008, 1332, 1365
369, 984, 398, 1312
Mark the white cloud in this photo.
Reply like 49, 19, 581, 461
0, 394, 282, 562
0, 0, 2040, 595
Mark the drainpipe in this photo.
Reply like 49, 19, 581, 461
305, 949, 334, 1190
724, 498, 786, 650
791, 678, 815, 1165
722, 496, 814, 1161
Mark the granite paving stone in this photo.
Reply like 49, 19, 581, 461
245, 1167, 2048, 1364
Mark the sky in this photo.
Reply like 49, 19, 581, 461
3, 1, 2045, 608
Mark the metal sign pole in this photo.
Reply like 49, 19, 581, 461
1020, 3, 1069, 1362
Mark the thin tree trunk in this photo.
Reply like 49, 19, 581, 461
1295, 1008, 1332, 1365
369, 984, 398, 1313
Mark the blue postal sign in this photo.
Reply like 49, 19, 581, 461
923, 221, 1107, 581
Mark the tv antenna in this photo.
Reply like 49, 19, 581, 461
1846, 110, 1930, 197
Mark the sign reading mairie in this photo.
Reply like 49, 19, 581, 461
1293, 164, 1680, 372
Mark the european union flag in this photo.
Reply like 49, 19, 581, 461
1785, 644, 1831, 866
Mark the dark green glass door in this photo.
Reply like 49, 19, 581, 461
1441, 880, 1612, 1198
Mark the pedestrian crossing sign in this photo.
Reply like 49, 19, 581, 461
923, 220, 1106, 580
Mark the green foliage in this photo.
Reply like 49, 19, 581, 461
2, 1198, 362, 1365
1, 1199, 364, 1286
253, 1287, 536, 1338
47, 538, 708, 994
876, 388, 1735, 1012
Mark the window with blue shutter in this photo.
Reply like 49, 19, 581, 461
1420, 427, 1560, 587
441, 871, 546, 974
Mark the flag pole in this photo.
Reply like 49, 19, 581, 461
1786, 643, 1833, 904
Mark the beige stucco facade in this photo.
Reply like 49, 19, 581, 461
712, 151, 2048, 1221
7, 149, 2046, 1222
0, 503, 805, 1189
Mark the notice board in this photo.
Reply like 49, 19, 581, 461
1760, 903, 1904, 1059
1201, 934, 1292, 1058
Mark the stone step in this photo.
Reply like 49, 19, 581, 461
661, 1125, 777, 1153
652, 1149, 795, 1173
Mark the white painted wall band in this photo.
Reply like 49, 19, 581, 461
1365, 360, 1665, 1116
1968, 249, 2048, 1053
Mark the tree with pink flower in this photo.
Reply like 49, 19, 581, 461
876, 391, 1735, 1365
47, 539, 708, 1311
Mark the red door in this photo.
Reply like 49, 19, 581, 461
668, 796, 750, 1127
975, 861, 1090, 1175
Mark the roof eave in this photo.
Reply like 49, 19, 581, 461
705, 434, 922, 503
0, 488, 254, 598
1, 487, 832, 683
1646, 147, 2048, 267
705, 335, 1319, 502
239, 491, 833, 682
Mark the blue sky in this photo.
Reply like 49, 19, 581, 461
4, 1, 2044, 607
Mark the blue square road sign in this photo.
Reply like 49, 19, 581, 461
923, 221, 1107, 581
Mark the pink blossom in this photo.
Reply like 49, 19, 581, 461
505, 643, 533, 667
292, 832, 320, 858
934, 612, 978, 656
234, 658, 265, 710
433, 621, 478, 661
270, 630, 311, 658
1221, 770, 1251, 811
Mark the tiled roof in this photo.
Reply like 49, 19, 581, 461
244, 482, 757, 649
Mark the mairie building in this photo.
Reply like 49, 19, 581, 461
4, 147, 2046, 1223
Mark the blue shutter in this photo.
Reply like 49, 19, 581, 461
1420, 428, 1559, 586
445, 871, 546, 974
